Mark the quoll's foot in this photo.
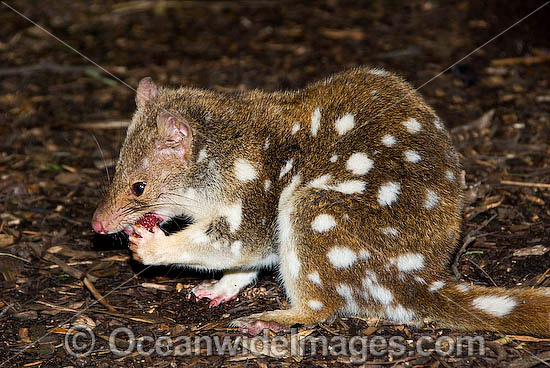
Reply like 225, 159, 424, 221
190, 279, 240, 307
189, 270, 257, 307
230, 313, 286, 336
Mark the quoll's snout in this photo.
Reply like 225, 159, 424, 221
91, 211, 106, 234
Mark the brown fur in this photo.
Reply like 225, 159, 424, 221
92, 67, 550, 336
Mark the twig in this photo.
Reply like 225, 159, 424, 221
35, 300, 159, 323
468, 259, 498, 287
500, 180, 550, 189
36, 300, 79, 313
452, 214, 497, 279
30, 244, 118, 312
491, 56, 550, 66
77, 120, 130, 130
0, 303, 15, 318
42, 253, 98, 283
532, 268, 550, 288
0, 252, 30, 263
82, 277, 117, 312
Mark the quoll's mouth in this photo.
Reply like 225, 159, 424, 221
124, 213, 164, 235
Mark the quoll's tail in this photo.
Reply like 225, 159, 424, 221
427, 282, 550, 336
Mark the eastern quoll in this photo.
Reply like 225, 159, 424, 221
92, 67, 550, 336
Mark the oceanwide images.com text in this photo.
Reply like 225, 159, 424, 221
64, 325, 485, 362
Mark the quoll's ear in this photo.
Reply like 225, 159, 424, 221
136, 77, 158, 108
156, 110, 193, 161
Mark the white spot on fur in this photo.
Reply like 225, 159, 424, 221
332, 180, 366, 194
230, 241, 242, 257
234, 158, 257, 182
434, 119, 443, 130
311, 107, 321, 136
381, 135, 397, 147
415, 276, 427, 284
381, 227, 399, 237
279, 158, 294, 179
377, 182, 401, 206
346, 152, 374, 176
429, 281, 445, 292
359, 249, 371, 260
456, 283, 470, 292
336, 284, 359, 314
308, 300, 323, 310
363, 275, 393, 305
292, 122, 301, 135
309, 174, 332, 189
385, 304, 416, 323
309, 176, 365, 195
308, 271, 322, 286
404, 150, 421, 163
264, 137, 270, 150
223, 201, 243, 233
327, 246, 357, 269
365, 270, 378, 283
335, 113, 355, 135
424, 189, 439, 210
330, 154, 338, 163
445, 170, 455, 182
264, 179, 272, 191
472, 295, 517, 317
391, 253, 425, 272
369, 68, 389, 76
402, 118, 422, 133
197, 148, 207, 163
311, 214, 336, 233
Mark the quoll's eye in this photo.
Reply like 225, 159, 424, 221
131, 182, 147, 197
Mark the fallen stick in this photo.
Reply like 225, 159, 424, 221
30, 244, 117, 312
452, 214, 497, 279
83, 276, 117, 312
42, 253, 98, 283
500, 180, 550, 189
491, 56, 550, 66
77, 120, 130, 130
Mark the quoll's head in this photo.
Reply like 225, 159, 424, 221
92, 77, 195, 234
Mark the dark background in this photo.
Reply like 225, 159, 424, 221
0, 1, 549, 366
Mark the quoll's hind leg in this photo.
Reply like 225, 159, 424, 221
191, 270, 258, 307
230, 267, 341, 335
229, 232, 342, 334
232, 178, 346, 335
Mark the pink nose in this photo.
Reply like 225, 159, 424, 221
92, 220, 105, 234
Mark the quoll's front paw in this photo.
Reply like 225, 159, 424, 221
128, 224, 166, 264
190, 280, 239, 307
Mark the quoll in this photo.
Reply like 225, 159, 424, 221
92, 67, 550, 336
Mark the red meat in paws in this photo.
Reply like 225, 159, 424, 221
137, 213, 161, 232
